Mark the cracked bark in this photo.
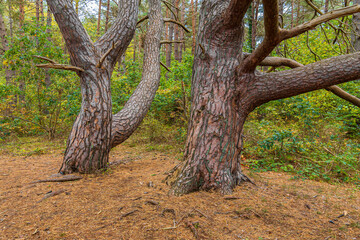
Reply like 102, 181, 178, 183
50, 0, 162, 174
170, 0, 360, 195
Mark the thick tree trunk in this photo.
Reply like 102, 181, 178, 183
170, 1, 250, 195
59, 69, 113, 173
170, 0, 360, 196
352, 0, 360, 51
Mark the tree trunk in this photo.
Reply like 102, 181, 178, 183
178, 0, 184, 62
190, 0, 196, 53
352, 0, 360, 51
170, 0, 360, 195
174, 0, 180, 61
97, 0, 102, 36
45, 7, 52, 88
105, 0, 110, 31
0, 10, 12, 85
46, 0, 138, 174
170, 1, 250, 195
18, 0, 25, 104
166, 1, 174, 68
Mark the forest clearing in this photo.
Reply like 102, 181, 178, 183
0, 138, 359, 240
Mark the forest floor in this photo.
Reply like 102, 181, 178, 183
0, 138, 360, 240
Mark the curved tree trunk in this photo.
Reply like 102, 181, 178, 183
47, 0, 139, 174
49, 0, 162, 173
111, 0, 163, 148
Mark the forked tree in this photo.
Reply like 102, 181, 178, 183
40, 0, 163, 173
169, 0, 360, 195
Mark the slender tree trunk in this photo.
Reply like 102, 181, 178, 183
166, 0, 175, 68
75, 0, 79, 14
191, 0, 196, 53
291, 0, 294, 27
18, 0, 25, 104
179, 0, 184, 62
252, 0, 259, 50
174, 0, 180, 61
325, 0, 329, 13
97, 0, 102, 36
45, 7, 52, 88
40, 0, 44, 22
105, 0, 110, 31
0, 9, 12, 85
352, 0, 360, 51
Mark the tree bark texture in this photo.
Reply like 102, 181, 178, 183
110, 0, 163, 148
47, 0, 138, 174
170, 0, 360, 195
352, 0, 360, 51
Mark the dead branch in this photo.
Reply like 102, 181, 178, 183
120, 210, 138, 219
37, 189, 65, 203
160, 61, 171, 72
33, 55, 56, 64
137, 15, 149, 25
161, 0, 180, 11
97, 42, 115, 68
36, 63, 85, 72
185, 220, 198, 239
31, 175, 83, 183
162, 0, 178, 21
163, 18, 190, 33
160, 40, 184, 45
34, 55, 84, 72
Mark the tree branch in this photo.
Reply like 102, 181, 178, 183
160, 40, 183, 45
240, 4, 360, 73
33, 55, 85, 72
163, 18, 190, 33
281, 5, 360, 40
160, 61, 171, 72
137, 15, 149, 25
47, 0, 94, 68
95, 0, 139, 73
223, 0, 252, 28
96, 42, 115, 68
240, 0, 280, 73
258, 56, 360, 108
251, 53, 360, 108
111, 0, 163, 148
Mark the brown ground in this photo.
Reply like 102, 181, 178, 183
0, 142, 360, 240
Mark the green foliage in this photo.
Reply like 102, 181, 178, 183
0, 20, 80, 139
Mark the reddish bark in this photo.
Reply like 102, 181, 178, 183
170, 0, 360, 195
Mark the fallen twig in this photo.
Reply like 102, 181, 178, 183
185, 220, 198, 239
224, 197, 242, 200
145, 200, 159, 205
120, 210, 138, 219
37, 189, 65, 202
194, 208, 210, 219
